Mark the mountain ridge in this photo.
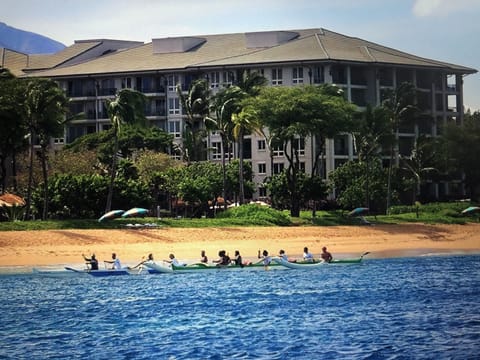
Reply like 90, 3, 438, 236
0, 22, 65, 54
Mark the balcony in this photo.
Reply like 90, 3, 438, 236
145, 108, 167, 117
138, 85, 166, 94
66, 89, 96, 98
98, 88, 117, 96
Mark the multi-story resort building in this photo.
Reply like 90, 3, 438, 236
1, 28, 477, 200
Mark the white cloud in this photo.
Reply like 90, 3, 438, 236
413, 0, 480, 17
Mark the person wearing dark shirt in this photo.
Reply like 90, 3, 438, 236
233, 250, 243, 267
213, 250, 231, 266
82, 253, 99, 270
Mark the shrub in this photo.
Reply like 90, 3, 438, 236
217, 204, 291, 226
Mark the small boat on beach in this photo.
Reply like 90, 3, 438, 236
272, 252, 370, 269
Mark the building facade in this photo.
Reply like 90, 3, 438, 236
1, 28, 476, 200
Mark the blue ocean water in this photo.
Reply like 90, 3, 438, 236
0, 255, 479, 360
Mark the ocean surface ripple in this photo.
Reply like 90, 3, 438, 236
0, 255, 479, 359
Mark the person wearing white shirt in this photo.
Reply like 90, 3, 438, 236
104, 253, 122, 270
303, 247, 314, 262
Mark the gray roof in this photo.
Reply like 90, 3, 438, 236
5, 28, 476, 78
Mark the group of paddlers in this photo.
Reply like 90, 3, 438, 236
81, 246, 333, 270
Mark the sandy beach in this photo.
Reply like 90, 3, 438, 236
0, 223, 479, 269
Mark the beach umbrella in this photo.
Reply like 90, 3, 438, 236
122, 207, 149, 218
461, 206, 480, 215
98, 209, 125, 222
348, 207, 369, 217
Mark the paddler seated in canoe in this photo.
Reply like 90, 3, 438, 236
278, 249, 289, 261
320, 247, 333, 263
200, 250, 208, 263
303, 247, 314, 262
233, 250, 244, 267
129, 253, 154, 270
165, 253, 187, 267
258, 249, 272, 268
104, 253, 122, 270
82, 253, 99, 270
213, 250, 231, 266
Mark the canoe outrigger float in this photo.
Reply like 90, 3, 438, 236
272, 252, 370, 269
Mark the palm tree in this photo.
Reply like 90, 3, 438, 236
382, 82, 416, 213
352, 105, 391, 209
400, 135, 437, 204
230, 71, 267, 203
176, 79, 210, 163
105, 89, 147, 213
206, 87, 241, 208
232, 106, 263, 204
24, 78, 69, 220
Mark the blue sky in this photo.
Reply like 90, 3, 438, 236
3, 0, 480, 110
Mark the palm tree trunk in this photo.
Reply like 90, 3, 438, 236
25, 131, 35, 220
238, 128, 245, 204
40, 144, 49, 220
105, 134, 119, 213
221, 134, 227, 211
12, 148, 18, 193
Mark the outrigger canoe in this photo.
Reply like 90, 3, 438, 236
272, 252, 370, 269
144, 260, 284, 273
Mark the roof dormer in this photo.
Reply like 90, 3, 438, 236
245, 31, 299, 48
152, 36, 206, 54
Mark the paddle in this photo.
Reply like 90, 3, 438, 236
360, 251, 370, 259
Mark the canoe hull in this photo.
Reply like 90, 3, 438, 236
64, 267, 130, 276
144, 261, 283, 273
272, 256, 366, 269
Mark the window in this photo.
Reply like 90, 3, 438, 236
210, 72, 220, 88
223, 71, 234, 86
167, 74, 179, 91
258, 187, 267, 198
293, 138, 305, 156
331, 65, 347, 84
312, 66, 324, 84
168, 97, 180, 115
211, 141, 222, 160
273, 145, 284, 157
121, 77, 132, 89
334, 135, 349, 155
351, 88, 367, 107
272, 68, 283, 85
168, 120, 181, 138
299, 162, 305, 173
293, 67, 304, 84
273, 162, 284, 174
258, 163, 266, 174
257, 139, 266, 151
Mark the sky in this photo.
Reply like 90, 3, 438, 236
2, 0, 480, 110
